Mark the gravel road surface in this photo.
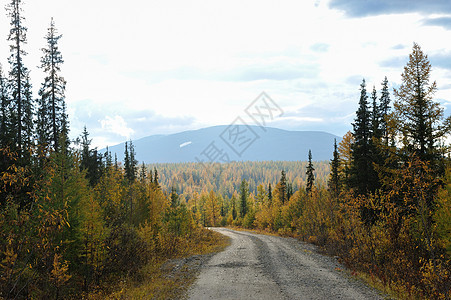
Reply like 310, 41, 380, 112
187, 228, 384, 300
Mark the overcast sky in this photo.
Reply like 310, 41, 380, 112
0, 0, 450, 148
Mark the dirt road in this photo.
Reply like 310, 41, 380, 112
188, 228, 383, 300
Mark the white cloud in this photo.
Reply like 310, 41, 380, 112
0, 0, 449, 148
100, 116, 134, 139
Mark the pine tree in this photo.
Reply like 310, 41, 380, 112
306, 149, 315, 194
7, 0, 33, 159
37, 18, 67, 151
328, 139, 340, 198
394, 43, 450, 168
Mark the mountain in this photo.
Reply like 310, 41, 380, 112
102, 125, 341, 163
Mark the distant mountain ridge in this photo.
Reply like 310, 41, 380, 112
102, 125, 341, 163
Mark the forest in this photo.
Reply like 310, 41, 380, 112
0, 1, 226, 298
1, 0, 450, 299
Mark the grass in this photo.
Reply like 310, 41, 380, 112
350, 270, 419, 300
103, 228, 230, 299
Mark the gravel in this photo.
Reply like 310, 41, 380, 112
187, 228, 386, 300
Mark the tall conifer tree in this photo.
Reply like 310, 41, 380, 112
328, 139, 340, 198
239, 179, 248, 217
350, 79, 373, 194
267, 183, 272, 206
394, 43, 450, 168
379, 76, 391, 145
371, 86, 381, 139
37, 18, 67, 151
0, 65, 10, 148
124, 140, 137, 182
306, 150, 315, 194
6, 0, 33, 158
277, 170, 287, 204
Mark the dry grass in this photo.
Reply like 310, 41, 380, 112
350, 270, 417, 300
103, 228, 230, 300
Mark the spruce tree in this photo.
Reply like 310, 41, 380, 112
328, 139, 340, 198
230, 195, 237, 220
114, 153, 118, 171
124, 141, 130, 178
267, 183, 272, 206
239, 179, 248, 217
129, 141, 137, 181
306, 149, 315, 194
153, 167, 159, 188
0, 64, 10, 148
170, 187, 179, 208
379, 76, 391, 145
394, 43, 450, 169
349, 79, 373, 194
139, 162, 146, 182
0, 65, 11, 205
286, 183, 293, 201
37, 18, 67, 151
338, 131, 354, 186
369, 85, 383, 191
104, 146, 112, 169
35, 87, 50, 158
371, 86, 381, 140
277, 170, 287, 204
7, 0, 33, 159
124, 140, 137, 182
21, 74, 34, 156
79, 127, 102, 186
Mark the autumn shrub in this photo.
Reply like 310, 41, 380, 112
103, 224, 148, 279
243, 208, 256, 228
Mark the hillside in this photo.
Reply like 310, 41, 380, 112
104, 125, 341, 163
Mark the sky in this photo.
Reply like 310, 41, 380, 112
0, 0, 450, 148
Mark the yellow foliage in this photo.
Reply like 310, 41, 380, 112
50, 253, 71, 288
435, 165, 451, 256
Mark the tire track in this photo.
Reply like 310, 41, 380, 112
188, 228, 384, 300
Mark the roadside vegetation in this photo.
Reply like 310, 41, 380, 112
174, 44, 450, 299
0, 0, 449, 299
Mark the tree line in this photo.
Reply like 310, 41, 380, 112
144, 160, 331, 201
